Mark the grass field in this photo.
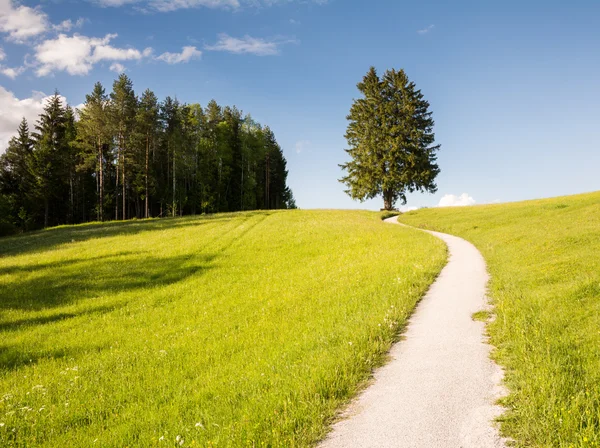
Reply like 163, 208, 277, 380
0, 210, 446, 447
400, 191, 600, 448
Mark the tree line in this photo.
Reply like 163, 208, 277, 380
0, 74, 295, 235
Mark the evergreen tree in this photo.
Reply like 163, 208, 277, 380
340, 67, 440, 210
110, 74, 137, 220
135, 89, 160, 218
76, 82, 111, 221
0, 77, 296, 231
160, 96, 181, 217
31, 93, 69, 227
223, 106, 243, 212
0, 118, 35, 229
64, 106, 79, 224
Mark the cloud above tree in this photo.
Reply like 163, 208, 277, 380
438, 193, 476, 207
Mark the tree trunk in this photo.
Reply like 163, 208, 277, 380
115, 144, 120, 221
172, 142, 176, 218
99, 140, 104, 222
265, 151, 270, 210
44, 197, 49, 228
122, 148, 126, 221
69, 172, 74, 224
241, 152, 244, 212
145, 134, 149, 219
383, 189, 394, 211
96, 160, 100, 222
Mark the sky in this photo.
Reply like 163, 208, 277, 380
0, 0, 599, 210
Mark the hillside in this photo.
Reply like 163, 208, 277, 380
0, 210, 445, 447
400, 191, 600, 447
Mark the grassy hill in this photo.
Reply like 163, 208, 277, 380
400, 191, 600, 448
0, 210, 445, 447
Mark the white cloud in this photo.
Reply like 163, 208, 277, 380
295, 140, 310, 154
0, 65, 25, 78
417, 24, 435, 35
34, 33, 152, 76
109, 62, 125, 72
0, 87, 68, 153
438, 193, 476, 207
149, 0, 239, 11
0, 45, 25, 78
93, 0, 323, 11
205, 34, 294, 56
399, 205, 418, 213
156, 45, 201, 64
52, 18, 85, 32
0, 0, 49, 42
94, 0, 239, 10
92, 41, 148, 62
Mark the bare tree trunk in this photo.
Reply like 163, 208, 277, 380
115, 144, 120, 221
99, 140, 104, 222
96, 159, 100, 222
122, 144, 126, 221
69, 174, 74, 224
172, 141, 176, 218
241, 152, 244, 211
265, 151, 270, 209
82, 176, 86, 223
145, 134, 149, 219
44, 197, 49, 228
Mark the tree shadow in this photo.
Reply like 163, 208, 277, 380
0, 211, 269, 258
0, 251, 139, 276
0, 251, 218, 312
0, 303, 127, 333
0, 341, 109, 372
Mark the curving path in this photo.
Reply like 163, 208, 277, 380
319, 217, 507, 448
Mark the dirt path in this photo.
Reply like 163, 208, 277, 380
319, 217, 507, 448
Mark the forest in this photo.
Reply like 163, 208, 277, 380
0, 74, 295, 235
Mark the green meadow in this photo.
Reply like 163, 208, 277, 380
0, 210, 445, 447
400, 191, 600, 448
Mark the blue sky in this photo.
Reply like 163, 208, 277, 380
0, 0, 599, 210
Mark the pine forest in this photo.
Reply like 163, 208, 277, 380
0, 74, 296, 235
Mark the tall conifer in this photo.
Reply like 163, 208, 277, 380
340, 67, 440, 210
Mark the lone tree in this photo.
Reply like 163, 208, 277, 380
340, 67, 440, 210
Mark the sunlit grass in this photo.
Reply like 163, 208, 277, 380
400, 191, 600, 448
0, 210, 445, 447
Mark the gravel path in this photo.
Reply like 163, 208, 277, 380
319, 217, 507, 448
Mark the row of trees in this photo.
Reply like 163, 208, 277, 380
0, 74, 295, 234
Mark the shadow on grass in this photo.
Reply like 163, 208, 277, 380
0, 211, 269, 258
0, 251, 139, 276
0, 251, 218, 312
0, 341, 109, 372
0, 303, 127, 333
0, 304, 120, 371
